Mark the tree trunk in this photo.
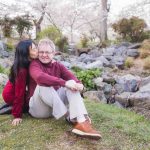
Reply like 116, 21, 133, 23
100, 0, 108, 42
35, 24, 41, 38
34, 11, 45, 39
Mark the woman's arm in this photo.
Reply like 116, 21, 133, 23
12, 68, 28, 119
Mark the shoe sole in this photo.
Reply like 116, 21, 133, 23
72, 129, 101, 139
0, 103, 9, 110
0, 106, 12, 115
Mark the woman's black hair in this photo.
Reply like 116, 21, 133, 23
9, 40, 33, 84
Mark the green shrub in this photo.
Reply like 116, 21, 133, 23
125, 57, 134, 68
112, 16, 148, 42
0, 65, 5, 73
143, 56, 150, 70
37, 26, 62, 43
71, 67, 102, 90
140, 31, 150, 40
0, 65, 9, 75
6, 41, 14, 51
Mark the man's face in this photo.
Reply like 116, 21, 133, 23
38, 46, 55, 64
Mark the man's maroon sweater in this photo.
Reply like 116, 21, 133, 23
26, 59, 80, 104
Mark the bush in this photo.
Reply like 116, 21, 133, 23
78, 34, 89, 48
139, 39, 150, 59
0, 65, 5, 73
143, 56, 150, 70
140, 31, 150, 41
141, 39, 150, 49
140, 49, 149, 59
37, 26, 62, 43
55, 36, 68, 52
6, 41, 14, 51
112, 16, 148, 42
71, 67, 102, 90
125, 57, 134, 68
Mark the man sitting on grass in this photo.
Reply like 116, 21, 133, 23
27, 38, 101, 139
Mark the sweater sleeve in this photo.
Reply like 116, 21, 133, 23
29, 61, 66, 87
12, 68, 27, 118
59, 63, 81, 83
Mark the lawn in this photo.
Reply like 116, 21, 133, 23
0, 91, 150, 149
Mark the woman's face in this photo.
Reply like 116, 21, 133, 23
29, 43, 38, 59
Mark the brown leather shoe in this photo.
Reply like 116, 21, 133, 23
72, 121, 101, 139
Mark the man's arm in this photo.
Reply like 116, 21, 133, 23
59, 63, 81, 83
29, 61, 66, 87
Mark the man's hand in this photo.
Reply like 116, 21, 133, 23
65, 80, 84, 92
12, 118, 22, 126
65, 80, 77, 91
75, 83, 84, 91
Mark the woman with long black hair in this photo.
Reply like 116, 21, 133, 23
1, 39, 38, 126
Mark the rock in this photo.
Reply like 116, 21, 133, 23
0, 41, 9, 58
60, 61, 72, 69
0, 50, 9, 58
81, 56, 95, 64
102, 47, 115, 57
54, 55, 63, 61
139, 76, 150, 87
0, 58, 14, 68
96, 56, 111, 67
88, 49, 102, 57
114, 84, 125, 94
127, 49, 139, 57
71, 62, 86, 70
102, 75, 116, 84
0, 73, 8, 86
114, 46, 127, 56
111, 56, 126, 68
128, 43, 141, 49
93, 77, 103, 86
85, 60, 103, 69
130, 92, 150, 109
0, 41, 6, 51
95, 81, 106, 90
139, 83, 150, 93
115, 74, 141, 92
83, 90, 107, 103
115, 92, 132, 107
116, 42, 131, 48
103, 83, 112, 95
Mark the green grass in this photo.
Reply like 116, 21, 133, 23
0, 96, 150, 149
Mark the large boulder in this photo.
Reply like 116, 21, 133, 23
115, 92, 132, 107
115, 74, 141, 92
83, 90, 107, 103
